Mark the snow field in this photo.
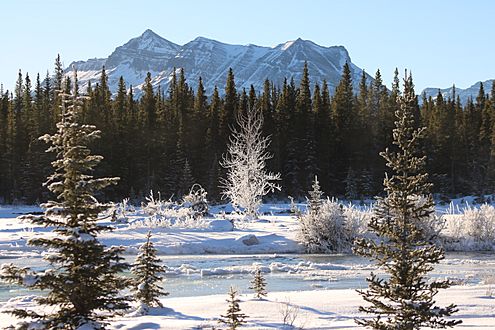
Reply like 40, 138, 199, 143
1, 285, 493, 329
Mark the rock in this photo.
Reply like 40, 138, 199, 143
208, 219, 234, 231
237, 234, 259, 246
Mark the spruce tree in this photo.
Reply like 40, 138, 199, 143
249, 267, 267, 299
131, 231, 168, 314
307, 175, 323, 214
219, 286, 248, 330
353, 73, 461, 329
0, 71, 130, 329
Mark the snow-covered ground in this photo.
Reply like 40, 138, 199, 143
0, 204, 303, 257
1, 285, 493, 329
0, 201, 494, 329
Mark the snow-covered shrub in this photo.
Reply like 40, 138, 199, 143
132, 190, 208, 229
182, 184, 208, 217
444, 204, 495, 248
298, 198, 350, 253
278, 298, 300, 328
141, 191, 176, 218
342, 204, 372, 239
109, 198, 134, 223
465, 204, 495, 242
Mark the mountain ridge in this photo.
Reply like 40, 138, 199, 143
67, 29, 370, 96
422, 79, 494, 104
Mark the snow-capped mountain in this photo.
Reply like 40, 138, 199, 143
422, 79, 494, 105
68, 29, 371, 96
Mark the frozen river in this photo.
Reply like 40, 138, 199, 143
0, 252, 494, 302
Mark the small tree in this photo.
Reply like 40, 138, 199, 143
298, 198, 349, 253
219, 286, 248, 329
131, 231, 168, 314
298, 176, 350, 253
0, 70, 130, 329
307, 175, 323, 214
353, 73, 461, 329
220, 107, 281, 218
249, 267, 267, 299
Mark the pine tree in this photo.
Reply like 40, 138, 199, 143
131, 231, 168, 314
332, 62, 356, 193
353, 73, 461, 329
345, 167, 359, 200
307, 175, 323, 214
219, 286, 248, 330
0, 70, 130, 329
249, 267, 267, 299
179, 158, 195, 197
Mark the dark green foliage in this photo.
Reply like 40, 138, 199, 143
219, 286, 248, 330
0, 74, 130, 329
249, 267, 267, 299
0, 58, 494, 202
353, 73, 461, 329
131, 231, 168, 312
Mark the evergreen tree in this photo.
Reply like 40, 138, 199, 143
179, 158, 195, 197
131, 231, 168, 314
0, 71, 130, 329
219, 286, 248, 330
249, 267, 267, 299
332, 62, 356, 193
307, 175, 323, 214
353, 73, 461, 329
344, 167, 359, 200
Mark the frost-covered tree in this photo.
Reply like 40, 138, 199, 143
220, 106, 281, 218
219, 286, 248, 329
249, 267, 267, 299
0, 70, 130, 329
298, 177, 350, 253
298, 198, 349, 253
131, 231, 168, 314
307, 175, 323, 214
353, 73, 461, 329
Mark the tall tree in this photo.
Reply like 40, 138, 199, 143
221, 106, 281, 218
353, 73, 461, 329
0, 71, 130, 329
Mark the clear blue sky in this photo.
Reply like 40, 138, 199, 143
1, 0, 494, 93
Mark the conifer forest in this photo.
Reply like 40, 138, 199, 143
1, 57, 494, 204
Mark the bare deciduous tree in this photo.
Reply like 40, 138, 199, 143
221, 107, 281, 218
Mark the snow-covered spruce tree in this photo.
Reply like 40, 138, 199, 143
298, 176, 350, 253
131, 231, 168, 314
353, 73, 461, 329
220, 106, 281, 218
0, 70, 130, 329
219, 286, 248, 329
307, 175, 323, 214
249, 267, 267, 299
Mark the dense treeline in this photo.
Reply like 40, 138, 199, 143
1, 55, 494, 204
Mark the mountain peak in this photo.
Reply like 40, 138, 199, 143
141, 29, 159, 38
69, 35, 369, 97
120, 29, 179, 53
279, 38, 311, 51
